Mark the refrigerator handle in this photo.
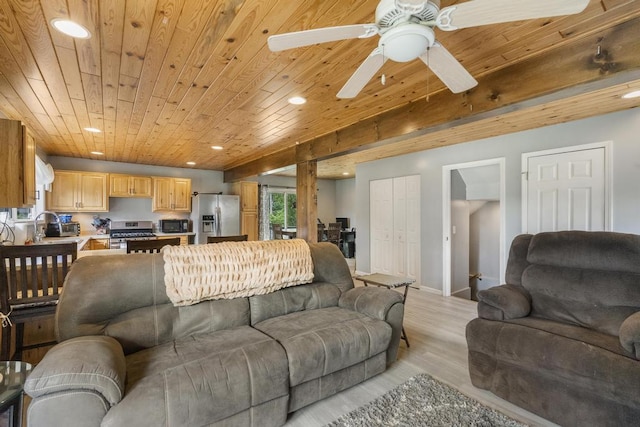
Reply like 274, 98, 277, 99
215, 206, 222, 236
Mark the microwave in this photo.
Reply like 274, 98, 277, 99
159, 219, 189, 233
45, 222, 81, 237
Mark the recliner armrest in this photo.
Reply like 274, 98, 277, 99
25, 336, 126, 406
620, 311, 640, 359
339, 287, 405, 364
477, 284, 531, 320
339, 286, 403, 320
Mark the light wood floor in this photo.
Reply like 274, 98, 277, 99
285, 282, 558, 427
15, 275, 558, 427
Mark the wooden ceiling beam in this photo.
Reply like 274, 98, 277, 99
224, 17, 640, 182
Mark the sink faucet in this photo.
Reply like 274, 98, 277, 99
33, 211, 61, 243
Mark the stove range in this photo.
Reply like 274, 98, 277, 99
109, 220, 156, 249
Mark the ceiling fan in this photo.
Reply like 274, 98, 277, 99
268, 0, 590, 98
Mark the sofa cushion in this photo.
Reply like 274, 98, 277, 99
250, 282, 341, 325
101, 326, 289, 427
253, 306, 392, 387
308, 242, 354, 293
57, 254, 252, 355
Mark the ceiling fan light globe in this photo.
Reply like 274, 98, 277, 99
379, 24, 435, 62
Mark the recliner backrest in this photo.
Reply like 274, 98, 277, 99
514, 231, 640, 336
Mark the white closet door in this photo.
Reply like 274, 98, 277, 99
405, 175, 421, 282
393, 177, 407, 276
370, 179, 393, 274
371, 176, 420, 284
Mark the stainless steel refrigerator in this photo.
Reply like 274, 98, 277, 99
191, 194, 240, 244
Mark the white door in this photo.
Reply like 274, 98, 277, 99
404, 175, 421, 282
393, 177, 407, 276
370, 176, 420, 282
370, 179, 393, 274
525, 147, 606, 233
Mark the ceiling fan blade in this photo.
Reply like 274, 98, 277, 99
267, 24, 378, 52
337, 47, 387, 99
419, 43, 478, 94
436, 0, 590, 31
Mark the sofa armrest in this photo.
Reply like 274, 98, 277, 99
476, 284, 531, 320
339, 287, 405, 364
25, 336, 126, 406
620, 311, 640, 359
339, 286, 404, 320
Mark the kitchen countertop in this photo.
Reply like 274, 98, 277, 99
38, 231, 195, 257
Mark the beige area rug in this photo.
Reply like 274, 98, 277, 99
326, 374, 527, 427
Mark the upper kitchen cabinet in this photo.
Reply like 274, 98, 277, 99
109, 174, 152, 198
46, 170, 109, 212
152, 177, 191, 212
0, 119, 36, 207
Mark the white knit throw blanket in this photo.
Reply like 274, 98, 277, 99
162, 239, 314, 306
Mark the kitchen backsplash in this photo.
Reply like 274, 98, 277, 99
57, 198, 191, 235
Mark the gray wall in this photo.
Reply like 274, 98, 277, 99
355, 108, 640, 291
470, 201, 501, 290
335, 178, 356, 230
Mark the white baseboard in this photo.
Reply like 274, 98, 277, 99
417, 285, 442, 295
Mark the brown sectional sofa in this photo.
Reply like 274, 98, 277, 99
24, 242, 404, 426
467, 231, 640, 427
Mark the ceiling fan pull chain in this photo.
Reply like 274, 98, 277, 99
381, 44, 387, 86
425, 48, 430, 102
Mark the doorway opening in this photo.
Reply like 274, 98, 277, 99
442, 158, 506, 298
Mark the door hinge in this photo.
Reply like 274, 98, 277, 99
521, 171, 528, 181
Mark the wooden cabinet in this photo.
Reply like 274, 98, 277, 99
109, 174, 152, 198
46, 170, 109, 212
158, 235, 190, 245
152, 177, 191, 212
89, 238, 110, 250
241, 211, 259, 241
232, 181, 259, 240
0, 119, 36, 207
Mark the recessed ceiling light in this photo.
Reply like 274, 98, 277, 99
84, 127, 101, 133
288, 96, 307, 105
211, 146, 223, 150
91, 151, 103, 156
622, 90, 640, 99
51, 19, 91, 39
186, 161, 196, 166
342, 172, 350, 176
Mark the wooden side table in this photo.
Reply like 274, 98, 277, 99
355, 273, 415, 347
0, 361, 32, 427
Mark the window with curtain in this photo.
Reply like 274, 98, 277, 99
268, 188, 297, 229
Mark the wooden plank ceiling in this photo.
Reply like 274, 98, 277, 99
0, 0, 639, 180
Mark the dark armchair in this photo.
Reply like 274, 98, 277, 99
466, 231, 640, 427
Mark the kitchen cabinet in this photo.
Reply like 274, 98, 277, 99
88, 238, 110, 250
0, 119, 36, 207
232, 181, 258, 240
109, 174, 152, 198
46, 170, 109, 212
152, 177, 191, 212
158, 235, 190, 245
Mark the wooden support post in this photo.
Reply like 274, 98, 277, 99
296, 160, 317, 243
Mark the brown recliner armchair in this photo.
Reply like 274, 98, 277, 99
466, 231, 640, 427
